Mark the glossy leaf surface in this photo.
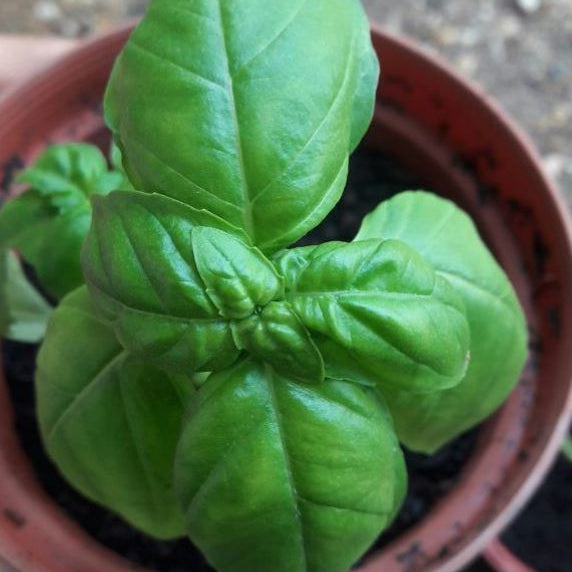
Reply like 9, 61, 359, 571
109, 140, 135, 190
192, 226, 283, 319
355, 191, 527, 452
82, 191, 246, 373
0, 144, 124, 298
274, 239, 470, 393
105, 0, 378, 251
36, 287, 192, 538
175, 359, 405, 572
232, 301, 324, 384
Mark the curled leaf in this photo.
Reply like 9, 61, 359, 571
0, 144, 125, 298
81, 191, 246, 374
355, 191, 527, 452
192, 226, 283, 319
232, 301, 324, 384
274, 239, 471, 393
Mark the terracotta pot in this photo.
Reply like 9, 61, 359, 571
0, 36, 76, 93
1, 24, 572, 572
484, 540, 535, 572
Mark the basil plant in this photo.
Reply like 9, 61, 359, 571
2, 0, 528, 571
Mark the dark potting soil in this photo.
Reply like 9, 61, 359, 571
501, 444, 572, 572
2, 145, 478, 571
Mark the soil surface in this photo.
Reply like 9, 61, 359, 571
502, 446, 572, 572
2, 145, 479, 572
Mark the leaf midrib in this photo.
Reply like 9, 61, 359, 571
215, 0, 254, 240
264, 366, 309, 571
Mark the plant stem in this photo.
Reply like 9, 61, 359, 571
562, 437, 572, 463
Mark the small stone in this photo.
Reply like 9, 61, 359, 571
543, 154, 566, 180
457, 54, 479, 76
515, 0, 542, 14
500, 15, 522, 39
33, 1, 62, 22
459, 28, 482, 48
57, 18, 84, 37
435, 25, 460, 46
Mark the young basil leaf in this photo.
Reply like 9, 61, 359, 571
0, 144, 125, 299
232, 301, 325, 384
274, 239, 471, 394
16, 143, 119, 210
1, 251, 52, 343
36, 287, 192, 539
191, 226, 283, 319
355, 191, 527, 453
105, 0, 378, 252
174, 359, 405, 572
0, 190, 90, 299
82, 191, 246, 374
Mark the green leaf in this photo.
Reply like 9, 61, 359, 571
232, 302, 325, 384
36, 287, 193, 539
109, 140, 135, 190
0, 144, 126, 298
0, 190, 90, 299
0, 250, 9, 335
16, 143, 112, 210
105, 0, 378, 252
349, 6, 380, 152
192, 226, 283, 319
563, 437, 572, 463
1, 251, 52, 343
82, 191, 246, 374
273, 239, 471, 393
355, 191, 527, 453
175, 359, 405, 572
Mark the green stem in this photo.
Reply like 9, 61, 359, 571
562, 437, 572, 463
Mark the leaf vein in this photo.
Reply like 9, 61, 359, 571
46, 351, 125, 442
129, 40, 224, 91
264, 367, 308, 569
215, 0, 254, 238
232, 0, 308, 77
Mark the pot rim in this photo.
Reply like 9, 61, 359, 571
484, 539, 536, 572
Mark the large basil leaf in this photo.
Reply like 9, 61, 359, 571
105, 0, 378, 252
232, 301, 325, 384
0, 144, 125, 298
273, 239, 471, 393
175, 359, 405, 572
192, 226, 283, 319
36, 287, 192, 538
82, 191, 249, 374
355, 191, 527, 452
1, 251, 52, 343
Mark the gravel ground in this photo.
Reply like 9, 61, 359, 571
0, 0, 570, 205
